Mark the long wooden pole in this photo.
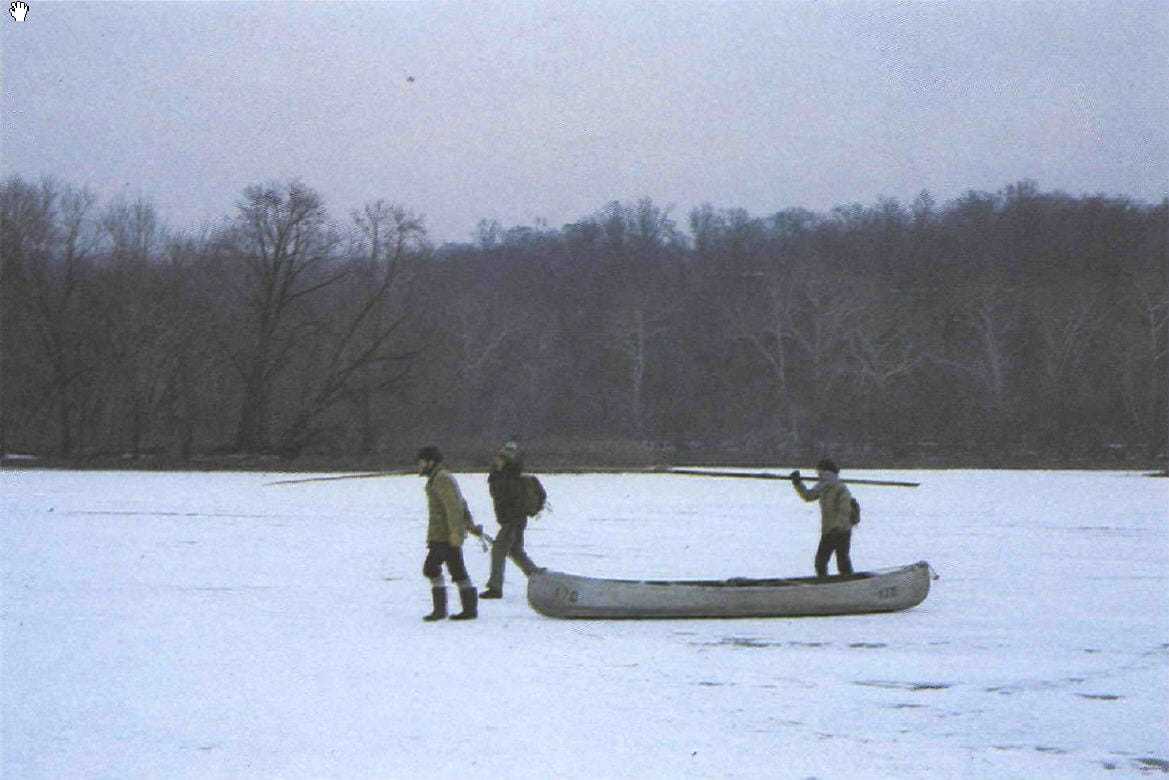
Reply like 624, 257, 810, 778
266, 467, 921, 488
664, 468, 920, 488
265, 470, 407, 486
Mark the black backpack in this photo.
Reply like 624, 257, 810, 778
522, 475, 547, 518
849, 497, 861, 526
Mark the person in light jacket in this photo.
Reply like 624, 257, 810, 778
417, 445, 482, 621
790, 458, 856, 577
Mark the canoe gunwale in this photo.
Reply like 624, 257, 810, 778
614, 571, 877, 588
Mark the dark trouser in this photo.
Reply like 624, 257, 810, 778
815, 530, 853, 577
485, 521, 537, 590
423, 543, 470, 583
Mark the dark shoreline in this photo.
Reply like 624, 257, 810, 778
3, 453, 1164, 475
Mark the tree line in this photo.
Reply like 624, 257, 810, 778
1, 175, 1165, 469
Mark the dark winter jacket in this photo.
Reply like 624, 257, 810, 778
488, 459, 527, 526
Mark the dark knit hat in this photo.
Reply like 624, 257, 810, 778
816, 458, 839, 474
416, 445, 443, 463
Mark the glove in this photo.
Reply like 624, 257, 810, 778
789, 470, 802, 483
470, 524, 484, 537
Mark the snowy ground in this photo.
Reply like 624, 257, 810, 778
2, 468, 1167, 778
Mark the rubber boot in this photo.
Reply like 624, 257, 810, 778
450, 586, 478, 620
423, 587, 447, 622
479, 588, 503, 599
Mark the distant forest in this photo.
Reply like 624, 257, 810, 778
2, 175, 1166, 469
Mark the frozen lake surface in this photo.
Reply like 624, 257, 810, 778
2, 468, 1167, 778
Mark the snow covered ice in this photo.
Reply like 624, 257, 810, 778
2, 468, 1167, 778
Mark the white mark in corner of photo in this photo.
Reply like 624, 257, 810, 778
10, 1, 29, 22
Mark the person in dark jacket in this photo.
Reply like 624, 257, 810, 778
417, 445, 482, 621
790, 458, 856, 577
480, 441, 540, 599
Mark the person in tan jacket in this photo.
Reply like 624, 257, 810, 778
790, 458, 856, 577
417, 446, 482, 621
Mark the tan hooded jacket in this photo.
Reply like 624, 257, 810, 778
425, 467, 471, 546
794, 473, 855, 534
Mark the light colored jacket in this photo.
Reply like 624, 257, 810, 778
425, 467, 471, 546
794, 473, 854, 534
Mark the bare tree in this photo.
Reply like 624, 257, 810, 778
102, 196, 161, 265
783, 275, 862, 446
274, 200, 425, 456
433, 272, 535, 437
607, 295, 681, 438
0, 177, 55, 452
1117, 277, 1169, 457
1034, 289, 1101, 398
925, 279, 1023, 447
1, 180, 101, 456
848, 312, 923, 393
595, 199, 683, 436
154, 234, 220, 460
729, 276, 799, 443
221, 181, 345, 453
91, 197, 183, 456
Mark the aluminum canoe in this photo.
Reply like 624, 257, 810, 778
527, 561, 933, 619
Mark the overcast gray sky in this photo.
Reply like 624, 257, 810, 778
2, 1, 1166, 243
